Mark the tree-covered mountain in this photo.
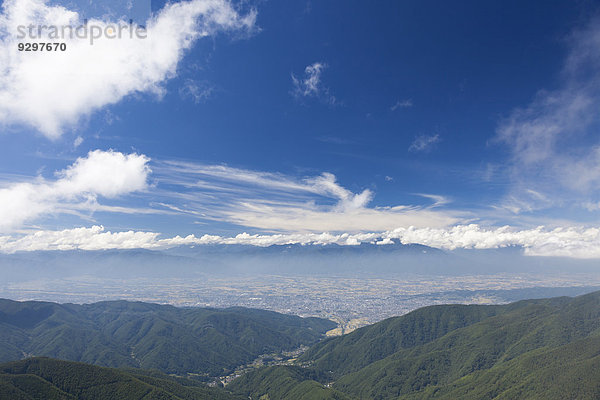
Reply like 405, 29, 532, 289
0, 357, 243, 400
4, 292, 600, 399
0, 299, 335, 376
239, 291, 600, 399
227, 365, 351, 400
298, 303, 508, 378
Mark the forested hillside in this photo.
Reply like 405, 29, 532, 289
0, 299, 335, 376
241, 291, 600, 399
0, 357, 243, 400
228, 365, 350, 400
3, 293, 600, 399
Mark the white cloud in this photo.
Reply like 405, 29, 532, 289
306, 172, 372, 212
409, 134, 440, 152
179, 79, 214, 103
291, 61, 336, 104
155, 161, 461, 231
0, 225, 160, 252
216, 202, 459, 232
159, 161, 326, 195
414, 193, 449, 207
390, 99, 413, 111
0, 156, 460, 233
584, 201, 600, 212
496, 18, 600, 212
73, 135, 84, 148
0, 149, 150, 232
382, 225, 600, 259
3, 224, 600, 258
0, 0, 256, 138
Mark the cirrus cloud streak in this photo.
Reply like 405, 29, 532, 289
154, 160, 463, 232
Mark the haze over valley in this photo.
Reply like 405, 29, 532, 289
2, 244, 599, 332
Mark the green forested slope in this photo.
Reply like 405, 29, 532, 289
227, 365, 351, 400
400, 335, 600, 399
5, 293, 600, 400
304, 293, 600, 399
239, 292, 600, 399
0, 357, 243, 400
298, 303, 512, 377
0, 299, 335, 375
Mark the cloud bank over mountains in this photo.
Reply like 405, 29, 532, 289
0, 0, 255, 137
2, 224, 600, 259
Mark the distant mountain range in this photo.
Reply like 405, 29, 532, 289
2, 292, 600, 399
2, 242, 599, 282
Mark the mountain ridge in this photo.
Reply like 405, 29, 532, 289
0, 298, 335, 376
237, 291, 600, 399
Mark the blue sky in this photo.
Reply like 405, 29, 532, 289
1, 0, 600, 256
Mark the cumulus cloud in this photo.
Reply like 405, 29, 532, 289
0, 225, 160, 252
3, 224, 600, 258
0, 149, 150, 232
291, 61, 336, 104
0, 0, 256, 137
496, 17, 600, 212
409, 134, 440, 152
